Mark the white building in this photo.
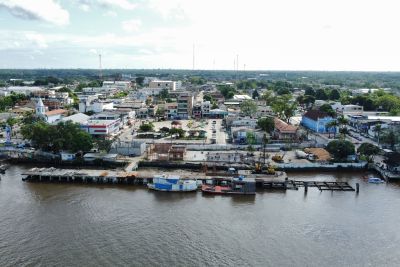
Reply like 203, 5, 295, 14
61, 113, 90, 124
233, 95, 252, 101
81, 119, 121, 137
201, 101, 211, 117
331, 103, 364, 115
79, 98, 114, 113
149, 80, 177, 91
45, 109, 67, 123
102, 81, 131, 91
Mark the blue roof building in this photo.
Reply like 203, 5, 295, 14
301, 110, 335, 133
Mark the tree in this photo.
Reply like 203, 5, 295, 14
373, 124, 382, 145
139, 122, 154, 132
94, 139, 113, 152
257, 117, 275, 133
337, 115, 349, 139
271, 94, 297, 123
246, 131, 256, 145
381, 130, 398, 150
217, 84, 236, 99
252, 89, 260, 99
261, 90, 274, 104
189, 76, 206, 85
169, 128, 186, 138
159, 127, 170, 133
0, 93, 27, 111
329, 89, 341, 100
315, 89, 328, 100
319, 104, 335, 117
240, 100, 257, 117
358, 143, 380, 162
21, 121, 93, 153
326, 140, 355, 161
203, 94, 213, 102
156, 107, 165, 119
325, 120, 338, 138
135, 76, 145, 87
159, 88, 169, 100
304, 87, 316, 96
297, 95, 315, 108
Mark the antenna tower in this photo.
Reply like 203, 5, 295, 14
99, 54, 103, 80
192, 44, 195, 70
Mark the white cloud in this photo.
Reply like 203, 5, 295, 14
0, 0, 69, 25
103, 10, 116, 17
3, 0, 400, 70
122, 19, 141, 33
24, 32, 48, 48
79, 4, 90, 12
99, 0, 136, 10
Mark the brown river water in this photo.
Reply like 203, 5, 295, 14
1, 165, 400, 266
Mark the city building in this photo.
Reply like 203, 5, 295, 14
201, 101, 211, 118
110, 140, 146, 156
44, 109, 68, 123
61, 113, 90, 124
177, 92, 194, 119
331, 103, 364, 115
273, 118, 299, 140
81, 119, 121, 138
301, 110, 335, 133
102, 81, 131, 91
149, 80, 177, 91
192, 102, 202, 119
165, 102, 178, 119
79, 99, 114, 113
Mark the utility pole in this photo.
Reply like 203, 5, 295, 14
192, 43, 195, 70
99, 54, 103, 81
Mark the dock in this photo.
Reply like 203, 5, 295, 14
21, 167, 356, 192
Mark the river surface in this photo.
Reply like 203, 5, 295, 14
1, 165, 400, 266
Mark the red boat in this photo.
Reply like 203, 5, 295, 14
201, 177, 256, 195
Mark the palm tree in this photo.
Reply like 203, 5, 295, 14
373, 124, 382, 145
326, 120, 338, 139
337, 115, 348, 140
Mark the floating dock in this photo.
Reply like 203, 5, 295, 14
21, 167, 356, 192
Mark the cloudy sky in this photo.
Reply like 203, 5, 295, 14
0, 0, 400, 70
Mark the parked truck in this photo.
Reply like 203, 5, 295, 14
295, 150, 315, 161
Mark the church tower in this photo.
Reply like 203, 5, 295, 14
35, 98, 46, 116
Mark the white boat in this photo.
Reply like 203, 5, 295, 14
147, 175, 198, 192
368, 177, 384, 184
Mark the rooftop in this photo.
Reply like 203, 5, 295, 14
274, 118, 298, 133
45, 109, 67, 116
303, 110, 331, 120
62, 113, 90, 124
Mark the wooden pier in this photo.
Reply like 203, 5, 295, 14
284, 180, 355, 191
21, 167, 356, 192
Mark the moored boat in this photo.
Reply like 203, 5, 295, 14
147, 174, 197, 192
201, 177, 256, 195
368, 177, 384, 184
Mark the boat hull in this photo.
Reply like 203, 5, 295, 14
147, 182, 197, 192
201, 185, 256, 195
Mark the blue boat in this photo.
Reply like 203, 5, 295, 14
368, 177, 384, 184
147, 175, 198, 192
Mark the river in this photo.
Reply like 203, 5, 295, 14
1, 165, 400, 266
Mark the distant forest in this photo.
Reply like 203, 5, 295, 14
1, 69, 400, 91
